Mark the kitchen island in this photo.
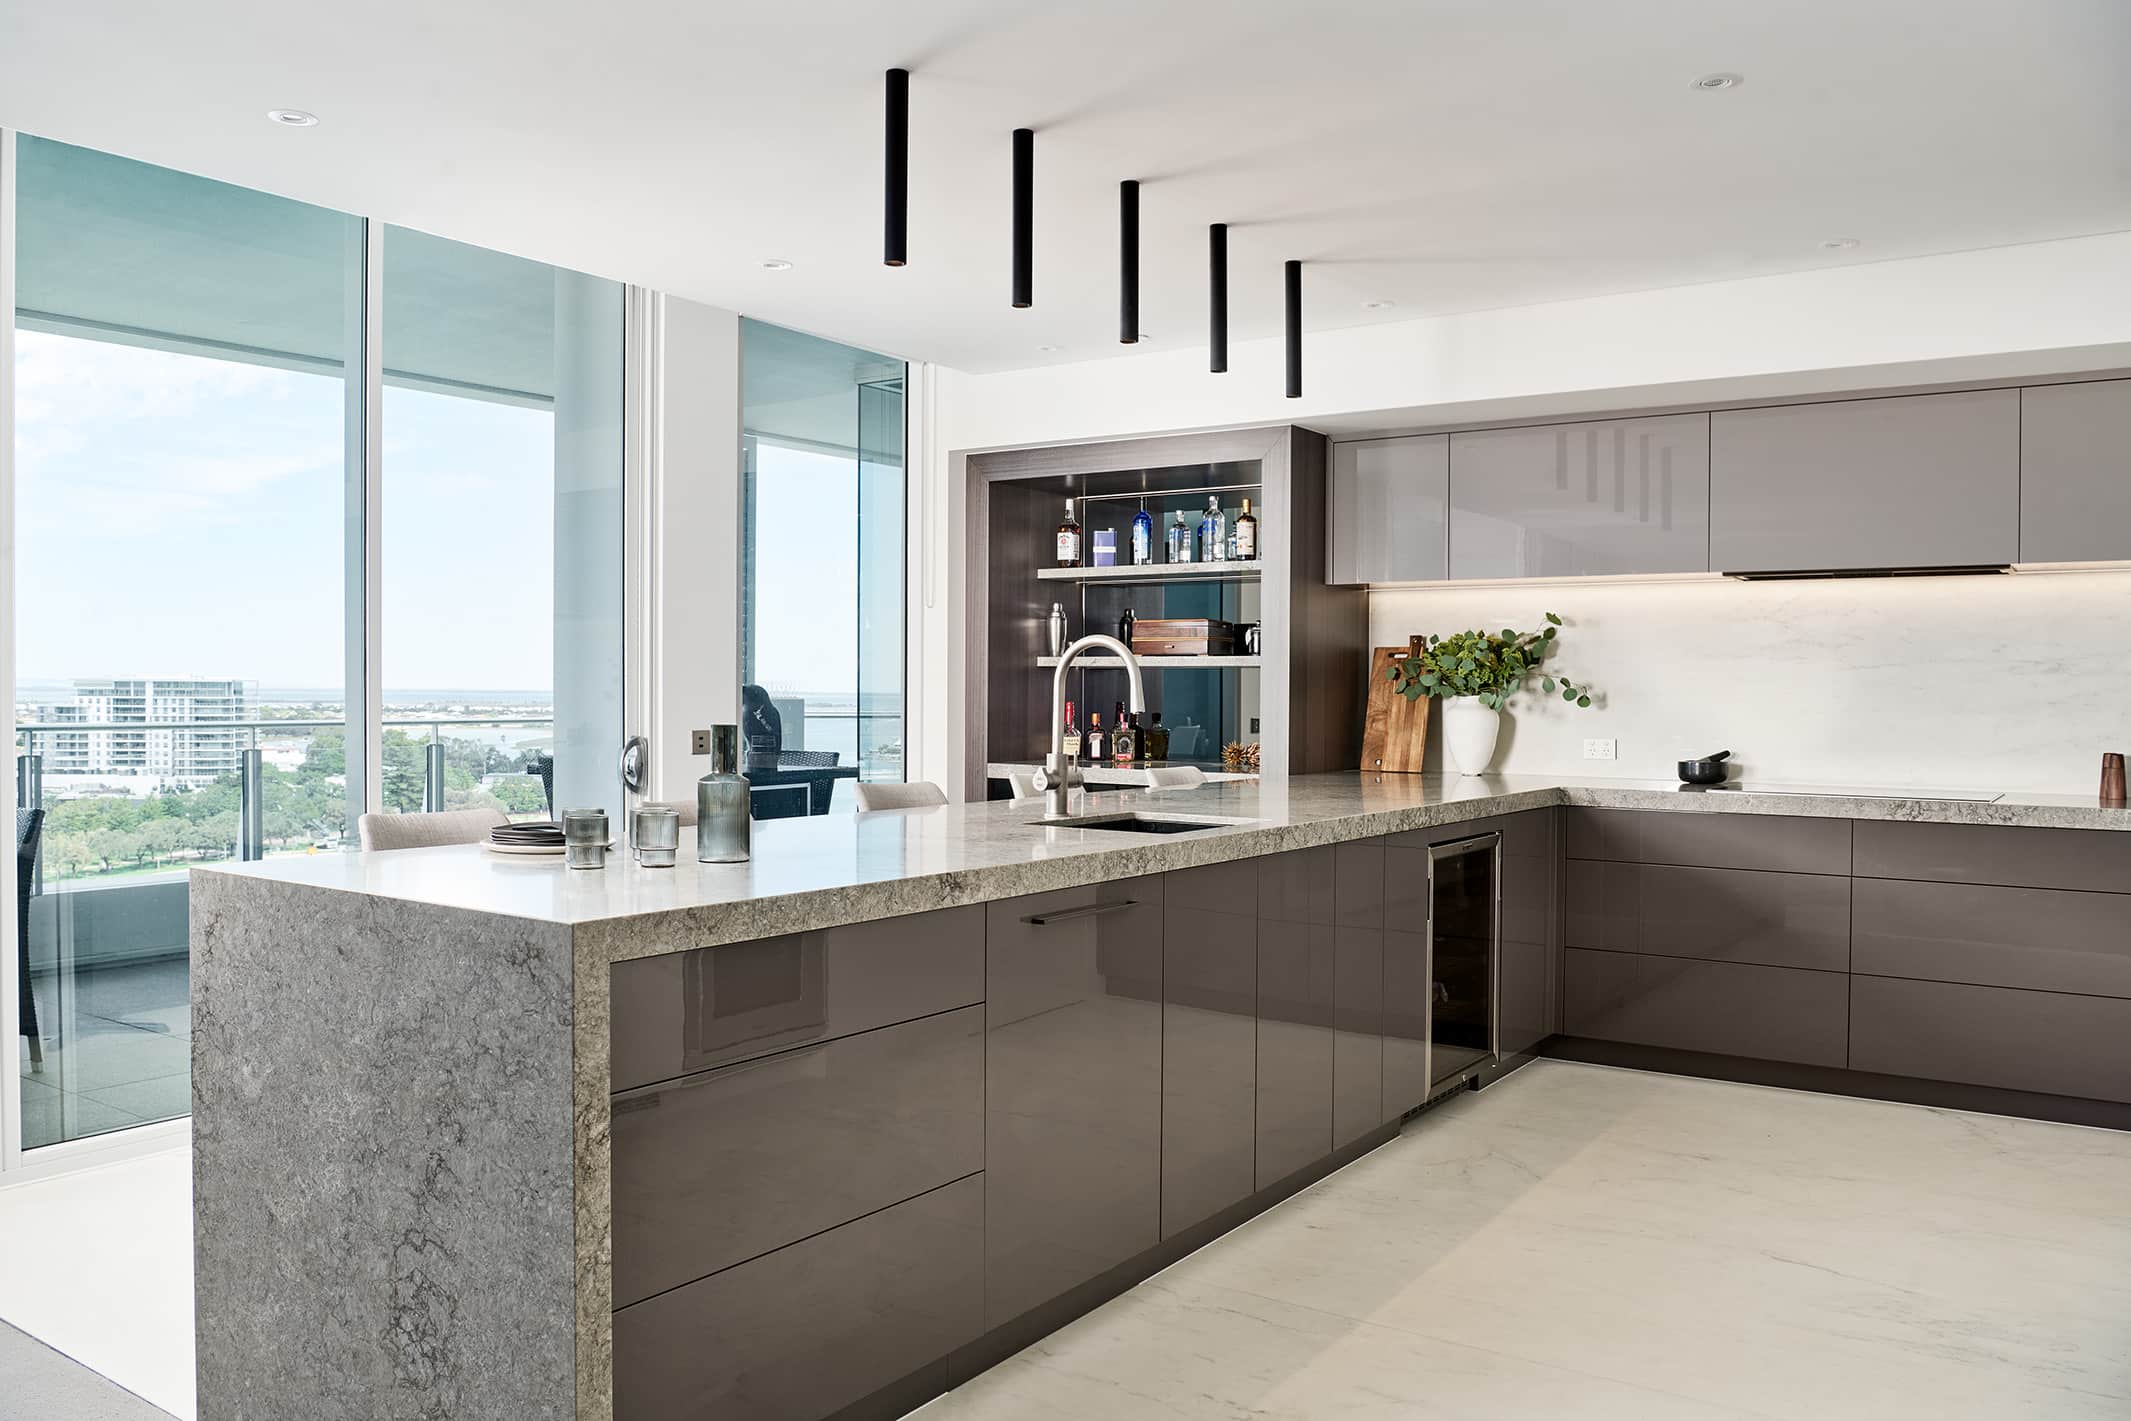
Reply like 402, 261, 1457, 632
189, 773, 2129, 1421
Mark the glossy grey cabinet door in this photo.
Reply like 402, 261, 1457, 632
1563, 949, 1848, 1067
612, 1006, 984, 1308
609, 905, 984, 1091
613, 1174, 983, 1421
985, 876, 1163, 1327
1564, 808, 1851, 876
1852, 819, 2131, 894
1257, 918, 1334, 1188
1162, 861, 1258, 1238
1329, 843, 1385, 1146
2019, 379, 2131, 564
1328, 435, 1448, 585
1449, 414, 1710, 578
1709, 389, 2019, 573
1852, 879, 2131, 998
1850, 976, 2131, 1104
1498, 809, 1559, 1055
1564, 861, 1851, 973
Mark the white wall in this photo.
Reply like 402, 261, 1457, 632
648, 294, 741, 803
921, 230, 2131, 797
1368, 570, 2131, 796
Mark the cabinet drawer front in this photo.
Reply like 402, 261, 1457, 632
1565, 861, 1850, 972
1563, 949, 1847, 1067
1162, 909, 1257, 1240
1853, 820, 2131, 895
985, 877, 1163, 1327
1853, 879, 2131, 998
1256, 920, 1334, 1189
1850, 976, 2131, 1105
613, 1175, 983, 1421
610, 904, 984, 1091
1709, 389, 2018, 572
1332, 926, 1384, 1148
1563, 808, 1851, 875
1449, 414, 1710, 579
612, 1006, 983, 1308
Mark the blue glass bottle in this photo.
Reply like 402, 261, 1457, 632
1130, 501, 1154, 566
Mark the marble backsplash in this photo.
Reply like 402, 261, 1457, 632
1367, 567, 2131, 796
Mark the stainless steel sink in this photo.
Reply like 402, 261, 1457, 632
1032, 812, 1247, 835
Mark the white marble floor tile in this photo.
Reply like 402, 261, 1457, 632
920, 1061, 2131, 1421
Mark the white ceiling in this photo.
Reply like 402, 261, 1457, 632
4, 0, 2129, 373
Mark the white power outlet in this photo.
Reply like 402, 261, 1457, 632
690, 728, 712, 755
1582, 738, 1618, 761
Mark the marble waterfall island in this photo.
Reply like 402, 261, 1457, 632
189, 773, 2128, 1420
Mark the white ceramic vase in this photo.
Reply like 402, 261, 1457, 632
1442, 697, 1502, 775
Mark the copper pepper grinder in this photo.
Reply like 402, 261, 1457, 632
2103, 753, 2127, 808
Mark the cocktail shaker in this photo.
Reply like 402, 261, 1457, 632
697, 725, 752, 863
1047, 603, 1069, 657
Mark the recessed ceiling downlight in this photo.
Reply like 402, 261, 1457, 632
1036, 345, 1060, 353
1692, 73, 1742, 91
267, 108, 318, 127
1820, 237, 1860, 251
761, 259, 794, 271
1362, 299, 1397, 310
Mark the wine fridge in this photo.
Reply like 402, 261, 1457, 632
1427, 831, 1501, 1092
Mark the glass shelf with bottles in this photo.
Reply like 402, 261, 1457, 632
1050, 483, 1263, 578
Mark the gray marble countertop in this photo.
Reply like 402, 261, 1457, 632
200, 773, 2129, 963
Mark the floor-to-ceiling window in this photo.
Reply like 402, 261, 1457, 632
379, 227, 624, 820
740, 320, 906, 782
5, 135, 630, 1162
9, 136, 358, 1149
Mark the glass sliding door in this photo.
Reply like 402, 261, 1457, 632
740, 320, 907, 786
10, 137, 358, 1148
378, 227, 624, 822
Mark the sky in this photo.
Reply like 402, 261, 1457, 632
15, 327, 884, 715
14, 329, 556, 699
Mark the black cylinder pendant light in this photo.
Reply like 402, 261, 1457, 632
884, 68, 909, 267
1208, 224, 1229, 373
1284, 260, 1303, 398
1011, 128, 1034, 308
1119, 180, 1140, 343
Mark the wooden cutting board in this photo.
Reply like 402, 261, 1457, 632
1361, 640, 1432, 773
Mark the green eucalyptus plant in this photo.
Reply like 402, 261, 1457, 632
1387, 612, 1595, 711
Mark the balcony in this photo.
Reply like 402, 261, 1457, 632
13, 714, 552, 1150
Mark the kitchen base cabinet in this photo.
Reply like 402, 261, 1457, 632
1332, 925, 1385, 1146
1256, 918, 1334, 1187
1162, 863, 1258, 1237
1563, 949, 1848, 1068
613, 1174, 983, 1421
1498, 809, 1559, 1056
985, 878, 1164, 1326
1849, 976, 2131, 1106
1382, 927, 1430, 1118
1852, 878, 2131, 999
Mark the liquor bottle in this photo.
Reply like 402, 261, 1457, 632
1131, 501, 1154, 566
1085, 712, 1104, 764
1168, 510, 1194, 563
1200, 496, 1227, 563
1234, 497, 1258, 560
1146, 712, 1170, 763
1118, 606, 1136, 647
695, 725, 751, 864
1112, 711, 1137, 766
1056, 499, 1082, 567
1062, 700, 1080, 759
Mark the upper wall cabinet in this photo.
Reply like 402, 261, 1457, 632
1449, 414, 1710, 579
2019, 380, 2131, 564
1709, 390, 2019, 574
1328, 435, 1448, 585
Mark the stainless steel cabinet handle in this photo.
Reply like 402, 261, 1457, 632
1024, 899, 1138, 926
